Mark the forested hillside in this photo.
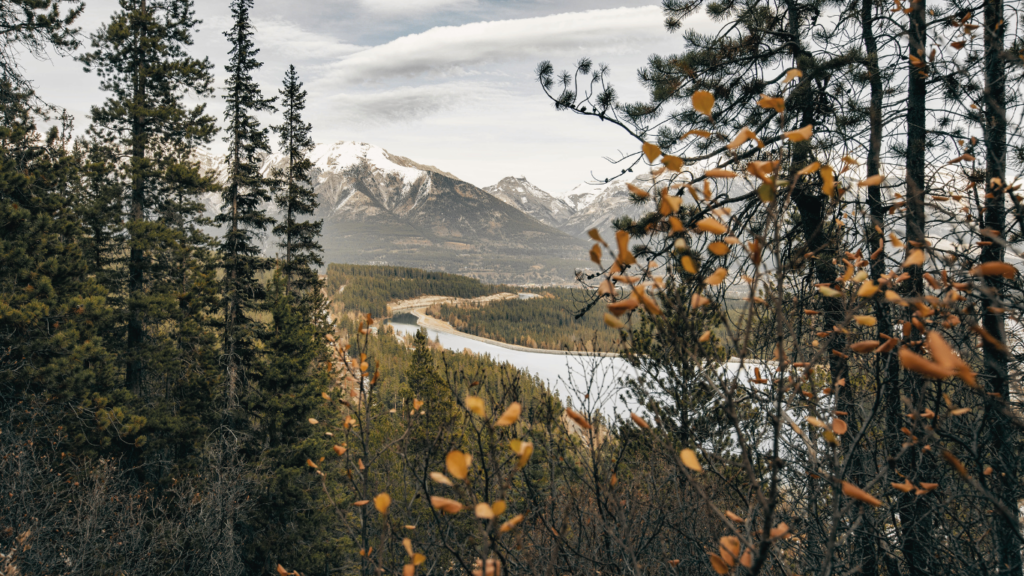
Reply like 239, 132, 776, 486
325, 263, 514, 317
430, 288, 619, 351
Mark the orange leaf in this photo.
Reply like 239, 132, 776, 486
858, 174, 885, 187
727, 126, 764, 150
681, 129, 711, 139
709, 554, 729, 575
783, 68, 803, 83
705, 168, 737, 178
475, 502, 495, 519
642, 142, 661, 163
704, 267, 728, 286
692, 90, 715, 116
832, 418, 848, 435
971, 262, 1016, 278
757, 94, 785, 114
429, 496, 464, 514
850, 340, 880, 354
429, 471, 453, 486
616, 230, 637, 265
630, 412, 651, 429
626, 183, 649, 198
696, 218, 728, 235
566, 407, 592, 430
500, 514, 524, 532
446, 450, 469, 480
842, 481, 882, 507
662, 155, 684, 171
797, 161, 821, 176
784, 124, 813, 142
680, 448, 703, 472
374, 493, 392, 514
496, 402, 522, 426
899, 346, 954, 379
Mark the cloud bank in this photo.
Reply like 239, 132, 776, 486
323, 6, 666, 83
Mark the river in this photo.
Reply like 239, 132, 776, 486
387, 320, 639, 412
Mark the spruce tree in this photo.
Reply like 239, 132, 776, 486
79, 0, 217, 394
271, 65, 322, 300
406, 329, 460, 456
220, 0, 276, 410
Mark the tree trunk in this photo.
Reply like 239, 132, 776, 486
982, 0, 1021, 572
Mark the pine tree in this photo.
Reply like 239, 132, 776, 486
272, 65, 322, 300
79, 0, 217, 394
0, 80, 128, 454
250, 274, 338, 572
219, 0, 277, 411
405, 329, 460, 456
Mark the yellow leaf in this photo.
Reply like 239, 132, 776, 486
680, 448, 703, 472
446, 450, 469, 480
699, 330, 712, 343
784, 124, 813, 142
626, 183, 649, 198
413, 553, 426, 566
589, 244, 602, 266
681, 129, 711, 139
429, 496, 464, 514
659, 189, 682, 215
353, 500, 369, 506
858, 174, 885, 187
475, 502, 495, 519
950, 407, 971, 416
854, 315, 877, 327
587, 228, 605, 243
662, 155, 684, 171
413, 398, 424, 410
308, 418, 319, 425
492, 500, 507, 516
784, 68, 803, 83
818, 286, 841, 297
807, 416, 826, 428
692, 90, 715, 116
720, 536, 741, 566
374, 493, 392, 514
704, 267, 728, 286
841, 480, 882, 507
705, 168, 737, 178
642, 142, 661, 163
306, 458, 318, 470
500, 514, 524, 532
509, 440, 534, 469
770, 522, 790, 538
403, 564, 414, 576
757, 94, 785, 114
495, 402, 522, 426
333, 445, 347, 456
696, 218, 728, 235
465, 396, 485, 417
681, 255, 698, 274
725, 510, 745, 523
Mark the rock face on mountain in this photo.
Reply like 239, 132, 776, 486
556, 173, 679, 238
200, 142, 590, 284
483, 176, 574, 227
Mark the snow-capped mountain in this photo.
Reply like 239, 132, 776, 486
483, 176, 575, 227
558, 173, 689, 238
196, 142, 590, 284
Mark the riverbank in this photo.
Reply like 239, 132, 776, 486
384, 293, 620, 358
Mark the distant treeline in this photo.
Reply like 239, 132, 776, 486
431, 288, 619, 352
325, 263, 513, 317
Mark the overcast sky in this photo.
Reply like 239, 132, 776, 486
22, 0, 712, 193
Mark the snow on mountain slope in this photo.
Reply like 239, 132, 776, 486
483, 176, 575, 227
559, 173, 692, 237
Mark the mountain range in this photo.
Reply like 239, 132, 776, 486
197, 141, 658, 284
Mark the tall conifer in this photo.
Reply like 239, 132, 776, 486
220, 0, 276, 410
272, 65, 321, 300
79, 0, 217, 394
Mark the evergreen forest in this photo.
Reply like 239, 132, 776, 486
3, 0, 1024, 575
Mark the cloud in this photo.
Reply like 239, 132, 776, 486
253, 18, 366, 61
324, 5, 666, 83
357, 0, 478, 14
327, 82, 503, 126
